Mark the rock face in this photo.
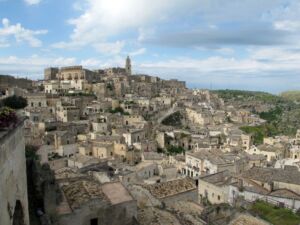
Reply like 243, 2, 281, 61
0, 120, 30, 225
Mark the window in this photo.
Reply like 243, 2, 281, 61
90, 218, 98, 225
218, 195, 220, 200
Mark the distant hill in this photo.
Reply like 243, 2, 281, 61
0, 75, 32, 90
212, 89, 283, 104
280, 91, 300, 102
214, 89, 300, 140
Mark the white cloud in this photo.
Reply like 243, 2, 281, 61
53, 0, 295, 53
51, 41, 82, 50
54, 0, 199, 49
135, 50, 300, 93
215, 47, 235, 55
93, 41, 125, 55
0, 37, 10, 47
24, 0, 41, 5
0, 18, 47, 47
80, 58, 102, 68
139, 47, 300, 76
274, 20, 300, 32
130, 48, 146, 56
139, 57, 261, 73
0, 55, 126, 78
0, 55, 76, 77
250, 47, 300, 61
80, 56, 124, 68
138, 28, 156, 42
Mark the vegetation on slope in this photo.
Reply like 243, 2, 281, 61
215, 89, 300, 139
166, 145, 185, 155
250, 201, 300, 225
240, 124, 278, 145
259, 106, 283, 122
109, 107, 130, 115
213, 89, 283, 104
281, 90, 300, 102
0, 107, 18, 128
161, 111, 183, 127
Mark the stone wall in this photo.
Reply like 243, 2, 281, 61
162, 189, 198, 207
56, 199, 137, 225
0, 120, 30, 225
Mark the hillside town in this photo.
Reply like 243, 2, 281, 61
2, 57, 300, 225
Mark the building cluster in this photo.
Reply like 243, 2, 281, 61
2, 57, 300, 225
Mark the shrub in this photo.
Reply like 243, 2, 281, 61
0, 107, 18, 128
109, 107, 129, 115
1, 95, 27, 109
167, 145, 185, 155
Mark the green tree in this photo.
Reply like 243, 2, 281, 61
1, 95, 27, 109
167, 145, 185, 155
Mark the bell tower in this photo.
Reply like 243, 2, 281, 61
125, 56, 132, 75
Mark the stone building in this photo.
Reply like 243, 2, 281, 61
56, 103, 80, 122
105, 67, 127, 76
44, 80, 60, 94
26, 93, 48, 108
58, 66, 99, 82
56, 180, 137, 225
0, 119, 30, 225
142, 177, 197, 206
44, 67, 59, 80
123, 129, 146, 146
198, 170, 231, 204
184, 150, 236, 178
246, 144, 284, 162
228, 167, 300, 210
186, 107, 212, 126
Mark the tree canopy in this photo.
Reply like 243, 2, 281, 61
1, 95, 27, 109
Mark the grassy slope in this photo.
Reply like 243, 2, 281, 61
281, 91, 300, 102
251, 201, 300, 225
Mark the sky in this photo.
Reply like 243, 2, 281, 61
0, 0, 300, 93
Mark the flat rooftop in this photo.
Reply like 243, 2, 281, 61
143, 177, 196, 199
102, 182, 134, 205
59, 179, 133, 213
61, 179, 109, 210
